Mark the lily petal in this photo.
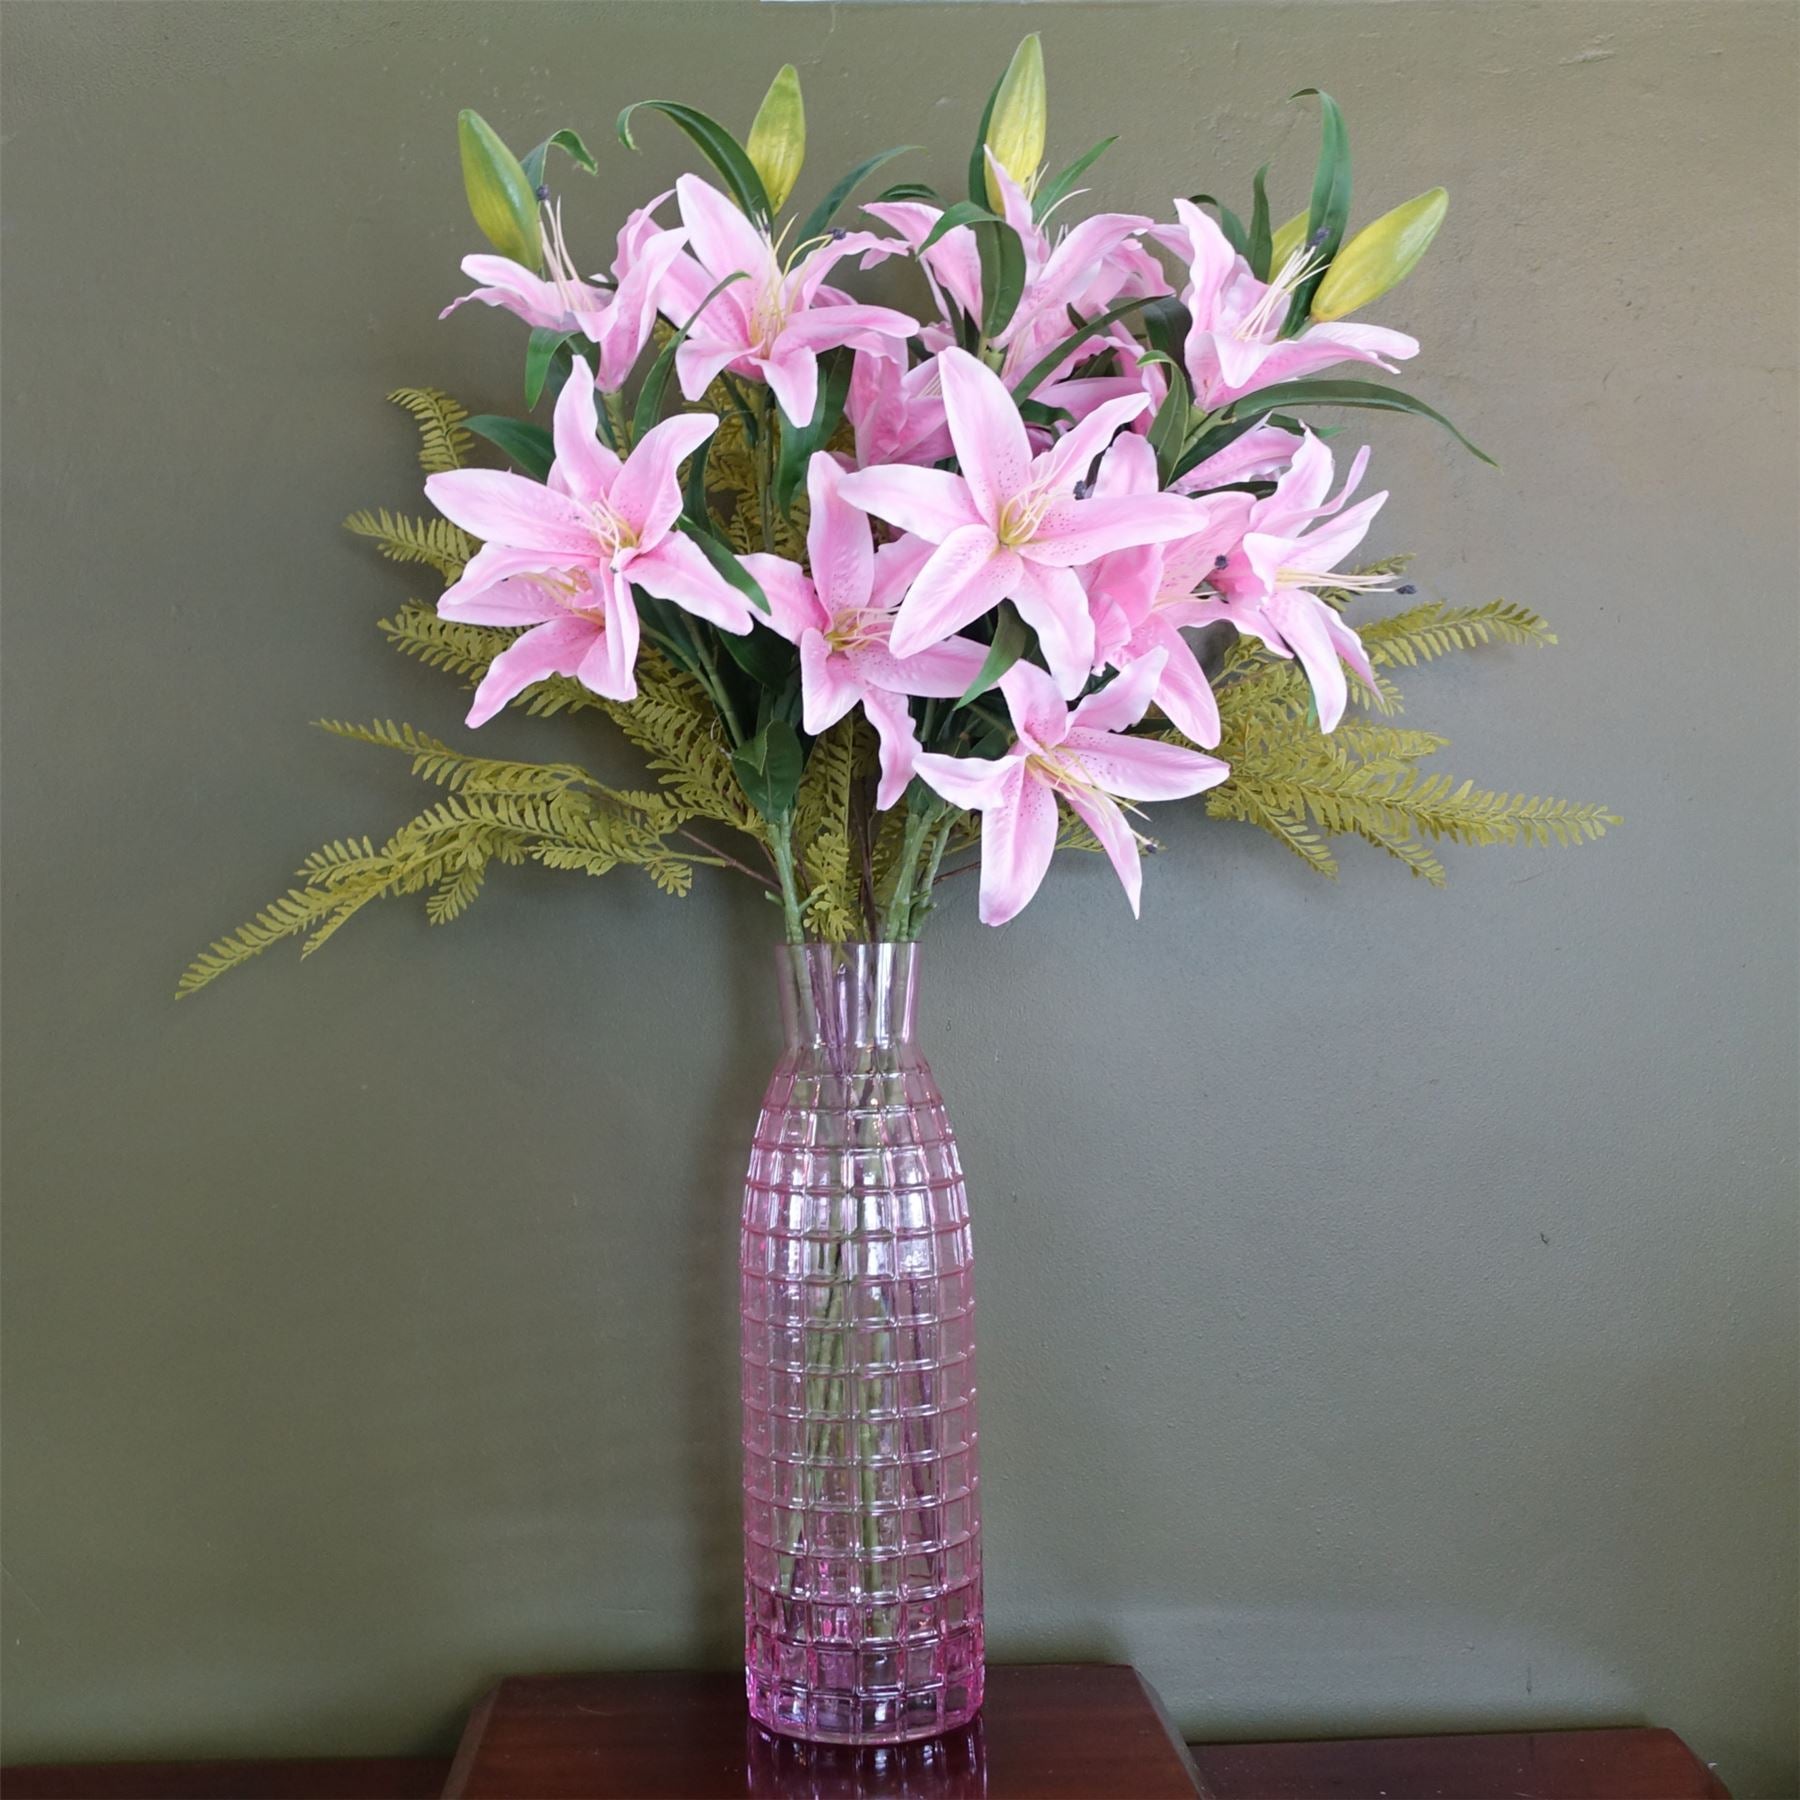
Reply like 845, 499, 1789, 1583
936, 347, 1033, 528
465, 615, 596, 728
611, 411, 716, 549
888, 525, 1020, 657
628, 533, 754, 633
838, 465, 983, 542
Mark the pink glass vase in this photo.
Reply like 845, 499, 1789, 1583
741, 941, 983, 1745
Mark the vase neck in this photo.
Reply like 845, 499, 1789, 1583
776, 943, 921, 1052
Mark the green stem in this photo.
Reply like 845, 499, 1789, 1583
905, 812, 958, 937
768, 819, 808, 946
756, 389, 778, 553
879, 801, 939, 942
685, 622, 747, 747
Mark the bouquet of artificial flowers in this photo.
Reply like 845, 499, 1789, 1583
183, 37, 1613, 994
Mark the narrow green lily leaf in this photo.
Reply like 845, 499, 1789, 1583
633, 270, 748, 441
617, 100, 772, 226
525, 328, 572, 409
1188, 193, 1250, 262
720, 622, 800, 689
521, 127, 598, 191
875, 180, 941, 204
1248, 163, 1273, 281
921, 199, 1000, 253
1141, 295, 1192, 372
774, 345, 852, 515
795, 146, 917, 246
968, 66, 1007, 206
732, 719, 805, 822
1034, 135, 1117, 223
465, 414, 554, 480
977, 219, 1027, 340
681, 424, 713, 522
1223, 377, 1495, 465
957, 603, 1032, 707
1149, 381, 1191, 488
1284, 87, 1351, 333
1009, 295, 1153, 402
680, 517, 772, 613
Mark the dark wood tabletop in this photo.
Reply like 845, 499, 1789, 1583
2, 1664, 1731, 1800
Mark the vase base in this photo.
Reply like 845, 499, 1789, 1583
746, 1670, 983, 1746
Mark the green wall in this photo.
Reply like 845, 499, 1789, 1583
3, 2, 1795, 1793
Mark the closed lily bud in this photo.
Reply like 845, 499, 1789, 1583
1268, 209, 1310, 275
457, 109, 541, 269
984, 33, 1046, 210
1311, 187, 1448, 321
747, 64, 806, 213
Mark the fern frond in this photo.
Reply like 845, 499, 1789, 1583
791, 716, 869, 940
1206, 781, 1339, 877
314, 719, 602, 797
388, 387, 474, 475
346, 510, 473, 582
378, 602, 504, 681
593, 653, 759, 833
1360, 600, 1557, 668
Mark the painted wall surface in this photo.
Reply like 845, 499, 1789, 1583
2, 2, 1795, 1793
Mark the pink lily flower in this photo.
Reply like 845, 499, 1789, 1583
837, 347, 1204, 696
1085, 436, 1252, 747
1173, 422, 1299, 494
914, 653, 1229, 925
424, 355, 753, 725
660, 175, 918, 426
743, 454, 987, 807
861, 200, 984, 328
845, 349, 952, 469
1191, 429, 1387, 732
1167, 198, 1419, 408
441, 194, 691, 391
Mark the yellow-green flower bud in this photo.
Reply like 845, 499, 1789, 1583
1311, 187, 1448, 321
1267, 209, 1310, 276
457, 110, 541, 270
747, 65, 806, 214
984, 34, 1046, 211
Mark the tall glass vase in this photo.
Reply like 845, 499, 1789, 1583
741, 942, 983, 1745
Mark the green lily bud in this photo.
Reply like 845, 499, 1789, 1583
984, 33, 1046, 210
1311, 187, 1448, 321
747, 65, 806, 213
457, 109, 541, 269
1268, 209, 1310, 275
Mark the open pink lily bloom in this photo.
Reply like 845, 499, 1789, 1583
838, 347, 1202, 695
915, 653, 1229, 925
424, 355, 753, 725
1191, 429, 1386, 732
744, 454, 986, 807
1167, 199, 1419, 408
442, 195, 691, 391
660, 175, 918, 426
1086, 436, 1251, 747
846, 348, 952, 469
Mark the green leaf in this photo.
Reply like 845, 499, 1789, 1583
1148, 380, 1191, 488
680, 516, 772, 613
1141, 295, 1192, 371
525, 327, 571, 409
465, 414, 554, 480
633, 270, 748, 441
617, 100, 772, 226
1248, 163, 1273, 281
719, 622, 800, 689
732, 719, 805, 822
1284, 88, 1351, 333
956, 602, 1032, 707
521, 127, 598, 190
681, 425, 713, 524
977, 219, 1027, 339
795, 146, 917, 246
1188, 193, 1249, 261
774, 345, 852, 515
1034, 135, 1117, 223
1009, 294, 1153, 402
876, 180, 941, 204
921, 199, 999, 252
968, 66, 1007, 205
1221, 377, 1496, 465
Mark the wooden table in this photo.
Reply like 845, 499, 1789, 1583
2, 1664, 1732, 1799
